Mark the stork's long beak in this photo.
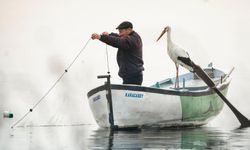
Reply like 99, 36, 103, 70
156, 28, 167, 42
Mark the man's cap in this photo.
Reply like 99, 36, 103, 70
116, 21, 133, 29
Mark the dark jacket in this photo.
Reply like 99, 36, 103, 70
100, 31, 144, 78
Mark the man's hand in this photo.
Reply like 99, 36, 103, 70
102, 32, 109, 35
91, 33, 101, 40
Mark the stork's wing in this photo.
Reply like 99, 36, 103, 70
177, 56, 194, 72
170, 43, 193, 72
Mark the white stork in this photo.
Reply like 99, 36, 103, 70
156, 26, 194, 88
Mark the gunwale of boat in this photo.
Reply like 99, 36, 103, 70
87, 68, 230, 97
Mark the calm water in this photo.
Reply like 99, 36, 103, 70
1, 121, 250, 150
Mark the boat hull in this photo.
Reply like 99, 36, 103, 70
87, 80, 230, 129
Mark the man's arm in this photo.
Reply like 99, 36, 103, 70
91, 32, 134, 50
100, 35, 133, 50
91, 32, 119, 39
109, 32, 119, 37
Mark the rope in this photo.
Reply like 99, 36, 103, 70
16, 123, 94, 128
105, 44, 110, 74
11, 38, 91, 129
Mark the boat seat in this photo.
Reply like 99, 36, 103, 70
193, 69, 215, 79
152, 78, 173, 88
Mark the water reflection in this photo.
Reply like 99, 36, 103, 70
0, 123, 97, 150
1, 123, 250, 149
229, 128, 250, 149
88, 127, 250, 149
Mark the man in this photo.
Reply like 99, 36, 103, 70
91, 21, 144, 85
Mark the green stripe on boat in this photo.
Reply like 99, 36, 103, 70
181, 88, 228, 121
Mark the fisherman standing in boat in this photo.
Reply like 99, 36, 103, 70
91, 21, 144, 85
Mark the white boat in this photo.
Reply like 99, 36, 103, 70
87, 67, 231, 129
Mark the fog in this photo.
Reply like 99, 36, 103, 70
1, 0, 250, 128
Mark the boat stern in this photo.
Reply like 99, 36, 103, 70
88, 88, 110, 128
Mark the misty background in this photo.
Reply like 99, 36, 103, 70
1, 0, 250, 128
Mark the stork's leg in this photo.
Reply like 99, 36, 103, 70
175, 64, 179, 88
